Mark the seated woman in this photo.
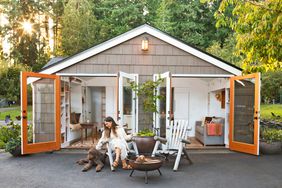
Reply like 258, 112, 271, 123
96, 116, 132, 170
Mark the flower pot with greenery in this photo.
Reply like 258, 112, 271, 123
260, 127, 282, 154
134, 129, 156, 154
130, 76, 164, 154
0, 121, 32, 157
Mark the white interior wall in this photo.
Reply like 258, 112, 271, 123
70, 83, 82, 114
172, 78, 208, 137
68, 83, 82, 141
208, 78, 229, 91
86, 77, 117, 122
208, 91, 225, 117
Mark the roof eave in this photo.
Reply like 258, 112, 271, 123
40, 24, 242, 76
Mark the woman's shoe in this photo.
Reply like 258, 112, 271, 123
112, 160, 119, 168
122, 163, 132, 170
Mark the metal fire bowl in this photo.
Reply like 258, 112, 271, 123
128, 156, 164, 171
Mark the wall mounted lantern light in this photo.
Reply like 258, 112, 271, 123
141, 37, 149, 51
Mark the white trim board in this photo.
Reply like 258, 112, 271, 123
172, 74, 234, 78
57, 73, 117, 77
41, 24, 242, 76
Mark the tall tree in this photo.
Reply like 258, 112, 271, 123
210, 0, 282, 72
154, 0, 231, 49
0, 0, 50, 70
94, 0, 146, 39
207, 34, 243, 67
61, 0, 101, 55
49, 0, 65, 56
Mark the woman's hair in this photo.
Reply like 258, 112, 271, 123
103, 116, 118, 138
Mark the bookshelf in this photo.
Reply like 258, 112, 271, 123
60, 78, 70, 145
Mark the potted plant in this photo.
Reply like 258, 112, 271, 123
133, 129, 156, 154
130, 76, 165, 154
5, 137, 22, 157
0, 121, 32, 157
260, 127, 282, 154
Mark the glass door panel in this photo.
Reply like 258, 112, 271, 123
118, 72, 138, 133
229, 73, 260, 155
153, 72, 171, 138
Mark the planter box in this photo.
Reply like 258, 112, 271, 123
260, 141, 282, 154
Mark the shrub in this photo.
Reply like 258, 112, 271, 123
0, 122, 21, 149
261, 128, 282, 144
0, 62, 30, 104
5, 137, 21, 153
0, 121, 32, 151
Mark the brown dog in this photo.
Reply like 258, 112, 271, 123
76, 147, 106, 172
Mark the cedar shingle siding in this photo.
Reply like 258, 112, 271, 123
59, 34, 230, 77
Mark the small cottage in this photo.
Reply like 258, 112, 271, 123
20, 24, 260, 155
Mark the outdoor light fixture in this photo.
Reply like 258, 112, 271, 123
141, 37, 149, 51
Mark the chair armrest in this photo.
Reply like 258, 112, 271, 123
181, 139, 191, 144
154, 136, 167, 144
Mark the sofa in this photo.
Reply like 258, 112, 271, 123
195, 117, 225, 146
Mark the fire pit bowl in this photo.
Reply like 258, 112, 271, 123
128, 156, 164, 171
128, 156, 164, 184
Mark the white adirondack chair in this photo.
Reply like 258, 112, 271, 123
151, 120, 192, 171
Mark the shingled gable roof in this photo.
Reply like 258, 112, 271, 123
41, 24, 242, 75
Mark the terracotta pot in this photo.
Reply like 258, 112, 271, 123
260, 141, 282, 155
134, 136, 156, 154
9, 146, 22, 157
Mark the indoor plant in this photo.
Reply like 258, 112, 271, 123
130, 76, 164, 154
260, 127, 282, 154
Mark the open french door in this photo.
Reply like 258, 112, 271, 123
229, 73, 260, 155
153, 72, 171, 138
21, 72, 61, 154
117, 72, 138, 133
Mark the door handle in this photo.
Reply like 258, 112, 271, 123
22, 110, 27, 119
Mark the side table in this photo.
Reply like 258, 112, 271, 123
80, 122, 98, 144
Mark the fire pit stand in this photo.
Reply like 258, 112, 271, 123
128, 156, 164, 184
129, 168, 162, 184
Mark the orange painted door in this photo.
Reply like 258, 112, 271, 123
21, 72, 61, 154
229, 73, 260, 155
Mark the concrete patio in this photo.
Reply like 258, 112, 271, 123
0, 150, 281, 188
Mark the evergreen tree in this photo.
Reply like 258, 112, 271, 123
94, 0, 146, 39
154, 0, 231, 49
61, 0, 103, 55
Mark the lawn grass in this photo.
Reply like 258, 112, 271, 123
260, 104, 282, 121
0, 106, 32, 121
